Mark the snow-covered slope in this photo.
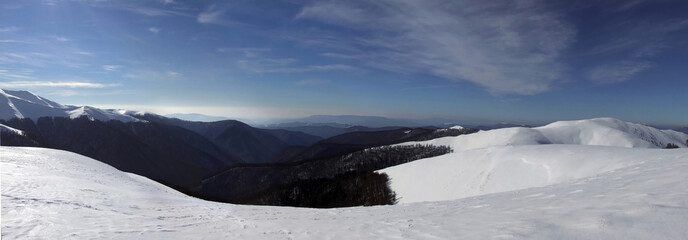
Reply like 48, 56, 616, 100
381, 118, 688, 204
0, 123, 24, 135
419, 118, 687, 152
3, 146, 688, 239
0, 89, 142, 123
536, 118, 687, 148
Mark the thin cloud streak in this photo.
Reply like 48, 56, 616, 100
584, 16, 688, 83
0, 26, 19, 32
0, 81, 119, 88
102, 65, 123, 71
296, 79, 329, 86
197, 5, 225, 24
217, 48, 271, 58
588, 61, 652, 84
237, 58, 353, 73
296, 0, 576, 95
148, 27, 161, 34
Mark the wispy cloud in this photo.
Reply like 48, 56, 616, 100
0, 68, 121, 91
0, 81, 119, 88
76, 51, 94, 56
0, 26, 19, 32
321, 52, 363, 59
0, 68, 119, 88
124, 70, 182, 80
148, 27, 161, 34
48, 89, 130, 97
102, 65, 123, 71
217, 47, 271, 58
614, 0, 646, 11
296, 0, 575, 95
585, 15, 688, 83
238, 58, 353, 73
0, 68, 34, 80
296, 79, 329, 86
1, 51, 90, 68
0, 3, 23, 10
128, 7, 191, 17
197, 5, 225, 24
585, 19, 688, 58
0, 39, 34, 44
588, 60, 651, 84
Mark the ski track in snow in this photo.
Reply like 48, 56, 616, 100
3, 146, 688, 239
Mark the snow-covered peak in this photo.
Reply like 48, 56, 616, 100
449, 125, 464, 130
1, 89, 65, 109
535, 117, 687, 148
382, 117, 688, 204
0, 89, 143, 123
115, 109, 151, 116
67, 106, 143, 123
417, 118, 687, 152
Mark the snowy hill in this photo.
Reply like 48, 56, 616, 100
380, 118, 688, 203
410, 118, 687, 153
3, 145, 688, 239
0, 89, 141, 122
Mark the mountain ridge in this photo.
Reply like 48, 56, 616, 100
1, 89, 142, 123
381, 117, 688, 203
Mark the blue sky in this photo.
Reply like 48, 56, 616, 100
0, 0, 687, 126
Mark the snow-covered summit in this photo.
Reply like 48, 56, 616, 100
66, 106, 142, 123
0, 89, 142, 123
535, 117, 687, 148
381, 118, 688, 204
420, 118, 687, 152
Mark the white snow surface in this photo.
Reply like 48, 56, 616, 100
3, 143, 688, 239
381, 118, 688, 204
3, 118, 688, 238
0, 89, 142, 123
414, 118, 687, 153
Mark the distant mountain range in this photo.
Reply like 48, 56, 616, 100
0, 89, 474, 205
8, 89, 683, 209
0, 90, 323, 194
165, 113, 229, 122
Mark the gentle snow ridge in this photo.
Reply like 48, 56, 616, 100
408, 118, 687, 153
381, 118, 688, 203
3, 146, 688, 239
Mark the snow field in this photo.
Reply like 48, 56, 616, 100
382, 118, 688, 204
3, 146, 688, 239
